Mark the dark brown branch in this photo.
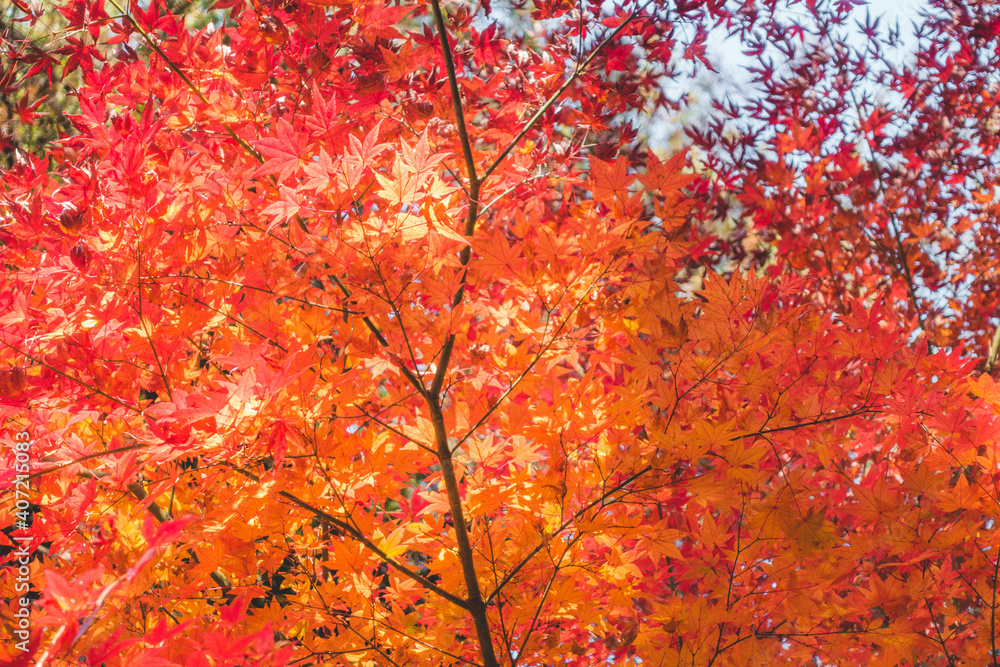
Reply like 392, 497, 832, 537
426, 2, 499, 664
329, 275, 427, 394
107, 0, 263, 163
486, 465, 653, 605
127, 479, 233, 592
349, 403, 437, 455
743, 408, 879, 439
510, 540, 574, 667
427, 0, 484, 397
923, 598, 958, 667
427, 395, 499, 666
0, 339, 143, 416
226, 465, 470, 611
452, 261, 618, 454
485, 408, 873, 604
429, 0, 479, 198
481, 0, 652, 183
19, 444, 149, 484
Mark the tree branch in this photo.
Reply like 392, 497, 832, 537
486, 464, 653, 605
107, 0, 263, 163
481, 0, 651, 183
426, 4, 499, 664
510, 539, 574, 667
986, 321, 1000, 372
127, 479, 234, 592
226, 465, 470, 611
429, 0, 479, 199
427, 396, 499, 666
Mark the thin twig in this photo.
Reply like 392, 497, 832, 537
510, 538, 575, 667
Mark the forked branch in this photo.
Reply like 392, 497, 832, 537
425, 2, 655, 664
227, 465, 471, 611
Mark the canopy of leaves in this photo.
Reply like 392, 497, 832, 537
1, 0, 999, 665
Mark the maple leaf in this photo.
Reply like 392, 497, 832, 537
255, 119, 309, 181
260, 185, 303, 229
590, 156, 633, 205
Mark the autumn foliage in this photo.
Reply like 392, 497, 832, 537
2, 0, 1000, 664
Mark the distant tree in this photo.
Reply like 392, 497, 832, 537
2, 1, 1000, 666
